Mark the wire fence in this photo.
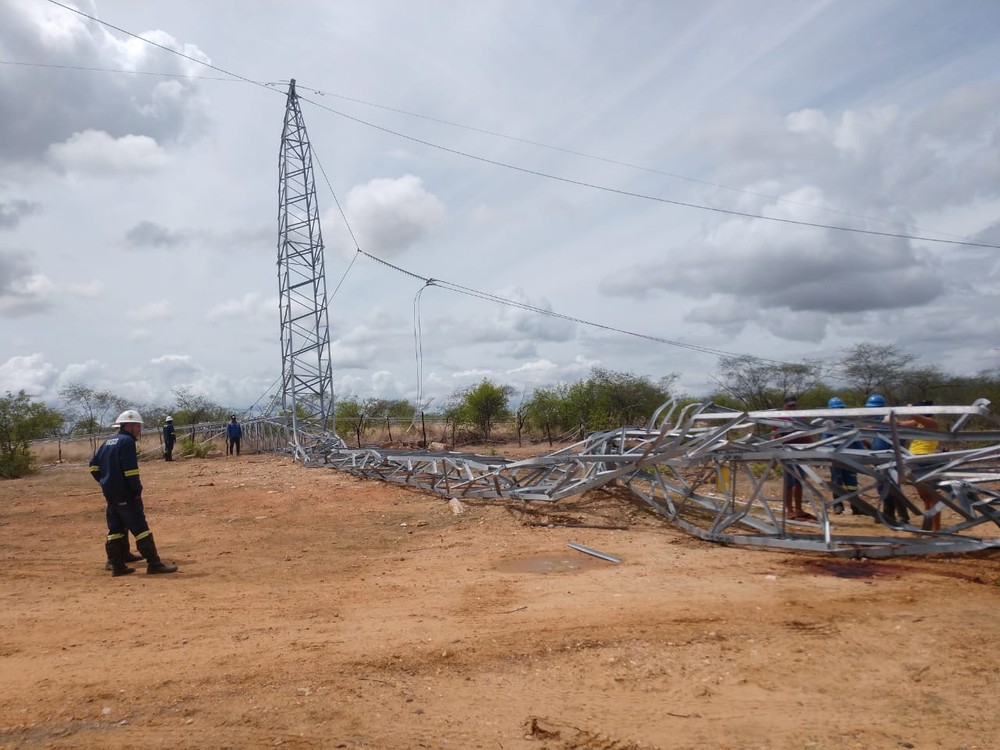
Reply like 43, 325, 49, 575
31, 418, 287, 463
29, 415, 555, 463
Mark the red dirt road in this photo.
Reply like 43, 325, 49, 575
1, 450, 998, 749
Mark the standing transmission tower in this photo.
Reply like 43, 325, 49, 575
277, 79, 335, 459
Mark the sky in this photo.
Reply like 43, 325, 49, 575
1, 0, 999, 417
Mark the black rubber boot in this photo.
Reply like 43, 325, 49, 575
136, 533, 178, 574
105, 536, 134, 577
105, 538, 144, 570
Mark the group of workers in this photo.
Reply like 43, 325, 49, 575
89, 411, 246, 577
161, 414, 242, 461
779, 394, 941, 531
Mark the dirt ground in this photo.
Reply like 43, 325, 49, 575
1, 443, 999, 750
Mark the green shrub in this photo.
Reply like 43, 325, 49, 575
179, 438, 210, 458
0, 390, 63, 479
749, 462, 780, 479
0, 447, 34, 479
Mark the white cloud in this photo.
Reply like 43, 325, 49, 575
600, 178, 945, 318
148, 354, 197, 380
47, 130, 170, 175
0, 354, 60, 398
785, 108, 827, 134
58, 359, 109, 387
330, 339, 380, 369
832, 106, 899, 157
0, 251, 54, 317
0, 2, 209, 165
134, 300, 170, 322
452, 368, 491, 380
424, 286, 576, 348
568, 354, 601, 375
0, 273, 55, 316
206, 293, 273, 321
506, 358, 559, 377
64, 280, 104, 297
328, 175, 445, 258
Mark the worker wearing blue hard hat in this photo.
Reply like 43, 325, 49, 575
824, 396, 863, 514
866, 394, 910, 526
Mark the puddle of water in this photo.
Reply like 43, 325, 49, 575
495, 553, 606, 574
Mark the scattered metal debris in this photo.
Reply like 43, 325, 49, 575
567, 542, 622, 564
293, 398, 1000, 559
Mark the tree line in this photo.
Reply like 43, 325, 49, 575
0, 384, 242, 479
335, 367, 679, 449
711, 343, 1000, 411
3, 342, 998, 478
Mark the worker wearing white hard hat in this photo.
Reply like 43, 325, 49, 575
89, 410, 179, 576
162, 415, 177, 462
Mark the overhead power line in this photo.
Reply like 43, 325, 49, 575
356, 248, 787, 363
0, 58, 256, 82
37, 0, 1000, 251
300, 91, 1000, 250
291, 82, 979, 247
43, 0, 282, 94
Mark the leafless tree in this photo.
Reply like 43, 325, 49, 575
840, 343, 916, 401
713, 356, 822, 411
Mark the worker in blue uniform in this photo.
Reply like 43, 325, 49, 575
824, 397, 866, 515
162, 415, 176, 461
866, 394, 911, 527
226, 414, 243, 456
89, 410, 178, 576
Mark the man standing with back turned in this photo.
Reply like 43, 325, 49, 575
89, 410, 179, 576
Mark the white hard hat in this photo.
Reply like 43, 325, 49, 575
115, 409, 144, 425
165, 415, 173, 422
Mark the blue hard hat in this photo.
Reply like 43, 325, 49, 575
827, 397, 845, 408
865, 394, 886, 408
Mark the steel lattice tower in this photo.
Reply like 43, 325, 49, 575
277, 79, 335, 456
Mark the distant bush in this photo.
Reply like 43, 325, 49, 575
0, 390, 64, 479
179, 438, 210, 459
0, 449, 33, 480
750, 462, 780, 479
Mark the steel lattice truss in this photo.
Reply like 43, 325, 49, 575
301, 399, 1000, 558
277, 78, 336, 459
